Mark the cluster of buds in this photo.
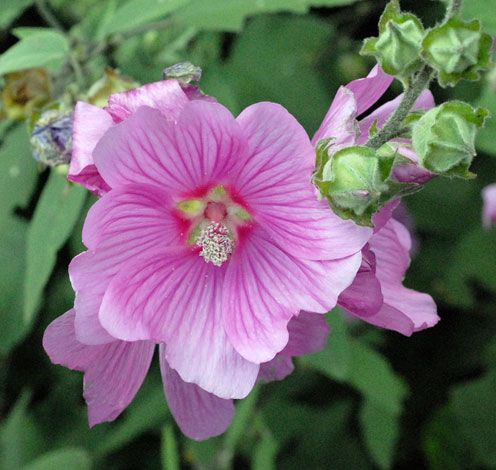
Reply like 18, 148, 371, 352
362, 0, 492, 86
315, 0, 492, 226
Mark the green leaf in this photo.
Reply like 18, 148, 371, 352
103, 0, 189, 35
0, 30, 69, 75
161, 424, 180, 470
0, 392, 44, 469
474, 83, 496, 156
451, 370, 496, 466
11, 27, 52, 39
24, 448, 92, 470
0, 0, 33, 29
348, 341, 409, 415
463, 0, 496, 35
252, 427, 279, 470
0, 125, 38, 355
360, 400, 400, 470
444, 226, 496, 307
24, 171, 87, 328
174, 0, 362, 32
299, 311, 351, 381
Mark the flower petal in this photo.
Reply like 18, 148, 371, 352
258, 355, 294, 382
369, 219, 439, 334
482, 184, 496, 229
43, 310, 154, 426
311, 86, 359, 147
338, 245, 383, 317
93, 102, 247, 195
107, 79, 189, 121
234, 102, 371, 260
223, 226, 361, 363
344, 65, 394, 116
99, 248, 259, 399
68, 102, 113, 195
69, 185, 180, 345
159, 345, 234, 440
282, 311, 331, 356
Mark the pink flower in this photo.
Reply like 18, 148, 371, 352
482, 184, 496, 229
312, 66, 439, 334
44, 81, 371, 436
312, 65, 436, 184
43, 309, 329, 440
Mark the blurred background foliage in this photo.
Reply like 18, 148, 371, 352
0, 0, 495, 469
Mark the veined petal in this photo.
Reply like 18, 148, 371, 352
160, 345, 234, 440
282, 311, 330, 357
70, 186, 180, 345
107, 79, 189, 121
338, 246, 383, 317
234, 102, 371, 260
99, 249, 259, 399
68, 102, 113, 195
369, 219, 439, 334
258, 355, 294, 382
223, 226, 361, 363
312, 86, 359, 147
82, 184, 180, 250
93, 103, 247, 195
43, 310, 154, 426
344, 64, 394, 116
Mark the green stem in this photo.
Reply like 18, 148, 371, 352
35, 0, 64, 32
365, 66, 434, 150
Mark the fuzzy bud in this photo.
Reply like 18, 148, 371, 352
30, 109, 73, 167
412, 101, 489, 178
361, 0, 424, 78
422, 17, 492, 87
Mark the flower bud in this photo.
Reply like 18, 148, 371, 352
2, 68, 51, 120
314, 144, 395, 226
30, 109, 73, 167
361, 0, 424, 78
87, 68, 139, 108
412, 101, 489, 177
162, 61, 202, 84
422, 17, 492, 87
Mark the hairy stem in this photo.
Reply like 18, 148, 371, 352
365, 66, 434, 150
445, 0, 463, 20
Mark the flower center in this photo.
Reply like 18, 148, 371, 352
176, 185, 252, 267
196, 221, 234, 267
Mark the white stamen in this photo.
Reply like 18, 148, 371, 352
196, 222, 234, 267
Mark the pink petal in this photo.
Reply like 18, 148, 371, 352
369, 219, 439, 334
69, 185, 180, 345
68, 102, 113, 195
93, 103, 247, 195
234, 102, 371, 260
107, 79, 189, 122
43, 310, 154, 426
311, 86, 359, 147
223, 226, 362, 363
344, 65, 394, 116
159, 345, 234, 440
258, 355, 294, 382
372, 200, 400, 233
99, 248, 259, 399
482, 184, 496, 229
282, 311, 330, 356
81, 184, 180, 250
359, 303, 415, 336
338, 245, 383, 317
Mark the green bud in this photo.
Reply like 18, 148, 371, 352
412, 101, 489, 178
422, 17, 492, 87
314, 145, 397, 226
361, 0, 424, 78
